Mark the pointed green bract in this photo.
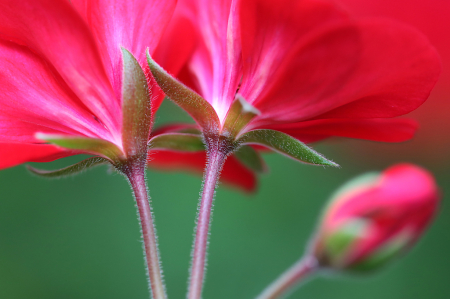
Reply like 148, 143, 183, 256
237, 129, 338, 167
234, 145, 267, 173
149, 133, 205, 152
146, 49, 220, 134
26, 157, 109, 178
121, 48, 152, 158
36, 133, 124, 162
222, 95, 260, 139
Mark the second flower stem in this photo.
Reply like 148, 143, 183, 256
188, 138, 229, 299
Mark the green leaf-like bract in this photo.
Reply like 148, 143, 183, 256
36, 133, 124, 162
234, 145, 267, 173
222, 95, 260, 139
237, 129, 338, 167
149, 133, 205, 152
26, 157, 109, 178
122, 48, 152, 158
146, 50, 220, 134
324, 219, 368, 268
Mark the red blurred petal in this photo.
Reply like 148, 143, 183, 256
267, 118, 418, 143
154, 15, 197, 76
0, 143, 75, 170
151, 11, 198, 114
147, 151, 256, 193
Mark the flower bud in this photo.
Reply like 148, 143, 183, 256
311, 164, 440, 272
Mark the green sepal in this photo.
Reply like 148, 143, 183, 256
349, 231, 412, 272
149, 133, 205, 152
234, 145, 267, 173
324, 218, 368, 268
237, 129, 339, 167
26, 157, 109, 178
222, 95, 260, 139
146, 49, 220, 134
36, 133, 124, 162
121, 47, 152, 158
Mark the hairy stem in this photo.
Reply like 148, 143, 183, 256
125, 160, 166, 299
187, 138, 229, 299
256, 256, 318, 299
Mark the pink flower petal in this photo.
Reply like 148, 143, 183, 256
71, 0, 176, 101
177, 0, 242, 120
0, 0, 120, 139
341, 164, 438, 262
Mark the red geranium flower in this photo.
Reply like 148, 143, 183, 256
0, 0, 176, 167
151, 0, 440, 145
0, 0, 255, 191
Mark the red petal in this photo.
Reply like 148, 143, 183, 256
151, 13, 198, 115
0, 117, 66, 143
151, 124, 200, 136
154, 14, 197, 76
0, 143, 75, 170
238, 0, 354, 125
317, 19, 441, 119
147, 150, 257, 193
0, 0, 119, 137
267, 118, 418, 143
235, 0, 440, 126
0, 40, 112, 142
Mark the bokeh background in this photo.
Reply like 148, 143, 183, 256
1, 1, 450, 298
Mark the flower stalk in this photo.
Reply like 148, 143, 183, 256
124, 158, 166, 299
256, 256, 319, 299
188, 136, 231, 299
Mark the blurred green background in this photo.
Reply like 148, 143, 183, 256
1, 100, 449, 299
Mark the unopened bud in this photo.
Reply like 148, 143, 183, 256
311, 164, 440, 272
